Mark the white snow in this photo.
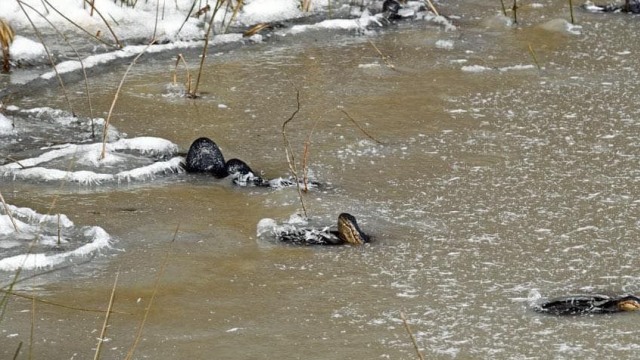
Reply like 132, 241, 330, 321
0, 113, 14, 135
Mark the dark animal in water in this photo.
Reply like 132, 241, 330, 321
184, 137, 317, 188
534, 294, 640, 315
268, 213, 370, 246
587, 0, 640, 13
184, 137, 268, 186
382, 0, 402, 20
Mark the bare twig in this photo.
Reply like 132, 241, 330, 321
81, 0, 123, 48
94, 269, 120, 360
512, 0, 518, 24
400, 311, 425, 360
340, 109, 385, 145
281, 89, 308, 218
125, 224, 180, 360
499, 0, 507, 16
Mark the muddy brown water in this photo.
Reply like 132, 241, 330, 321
2, 2, 640, 359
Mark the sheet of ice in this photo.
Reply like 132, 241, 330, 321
0, 113, 14, 135
0, 136, 184, 185
0, 204, 111, 271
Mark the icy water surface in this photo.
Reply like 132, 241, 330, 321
2, 2, 640, 359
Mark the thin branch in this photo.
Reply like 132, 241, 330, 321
340, 109, 385, 145
423, 0, 439, 16
281, 89, 308, 218
400, 311, 425, 360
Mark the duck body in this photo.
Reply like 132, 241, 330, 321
184, 137, 269, 186
586, 1, 640, 13
260, 213, 370, 246
535, 294, 640, 315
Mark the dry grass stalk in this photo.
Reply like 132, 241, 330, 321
12, 341, 22, 360
340, 109, 385, 145
400, 311, 425, 360
301, 0, 312, 12
0, 18, 15, 73
100, 42, 153, 160
301, 118, 321, 192
528, 43, 541, 70
281, 90, 308, 218
21, 1, 96, 132
94, 269, 120, 360
568, 0, 575, 24
423, 0, 439, 16
512, 0, 518, 24
0, 289, 130, 314
17, 1, 76, 116
172, 53, 193, 95
29, 296, 35, 359
499, 0, 507, 16
0, 190, 19, 233
21, 1, 96, 123
81, 0, 123, 47
42, 0, 118, 49
367, 39, 395, 70
125, 224, 180, 360
193, 0, 227, 97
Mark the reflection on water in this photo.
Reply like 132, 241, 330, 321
2, 1, 640, 359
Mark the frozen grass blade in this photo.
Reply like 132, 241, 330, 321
400, 311, 425, 360
125, 224, 179, 360
94, 269, 120, 360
